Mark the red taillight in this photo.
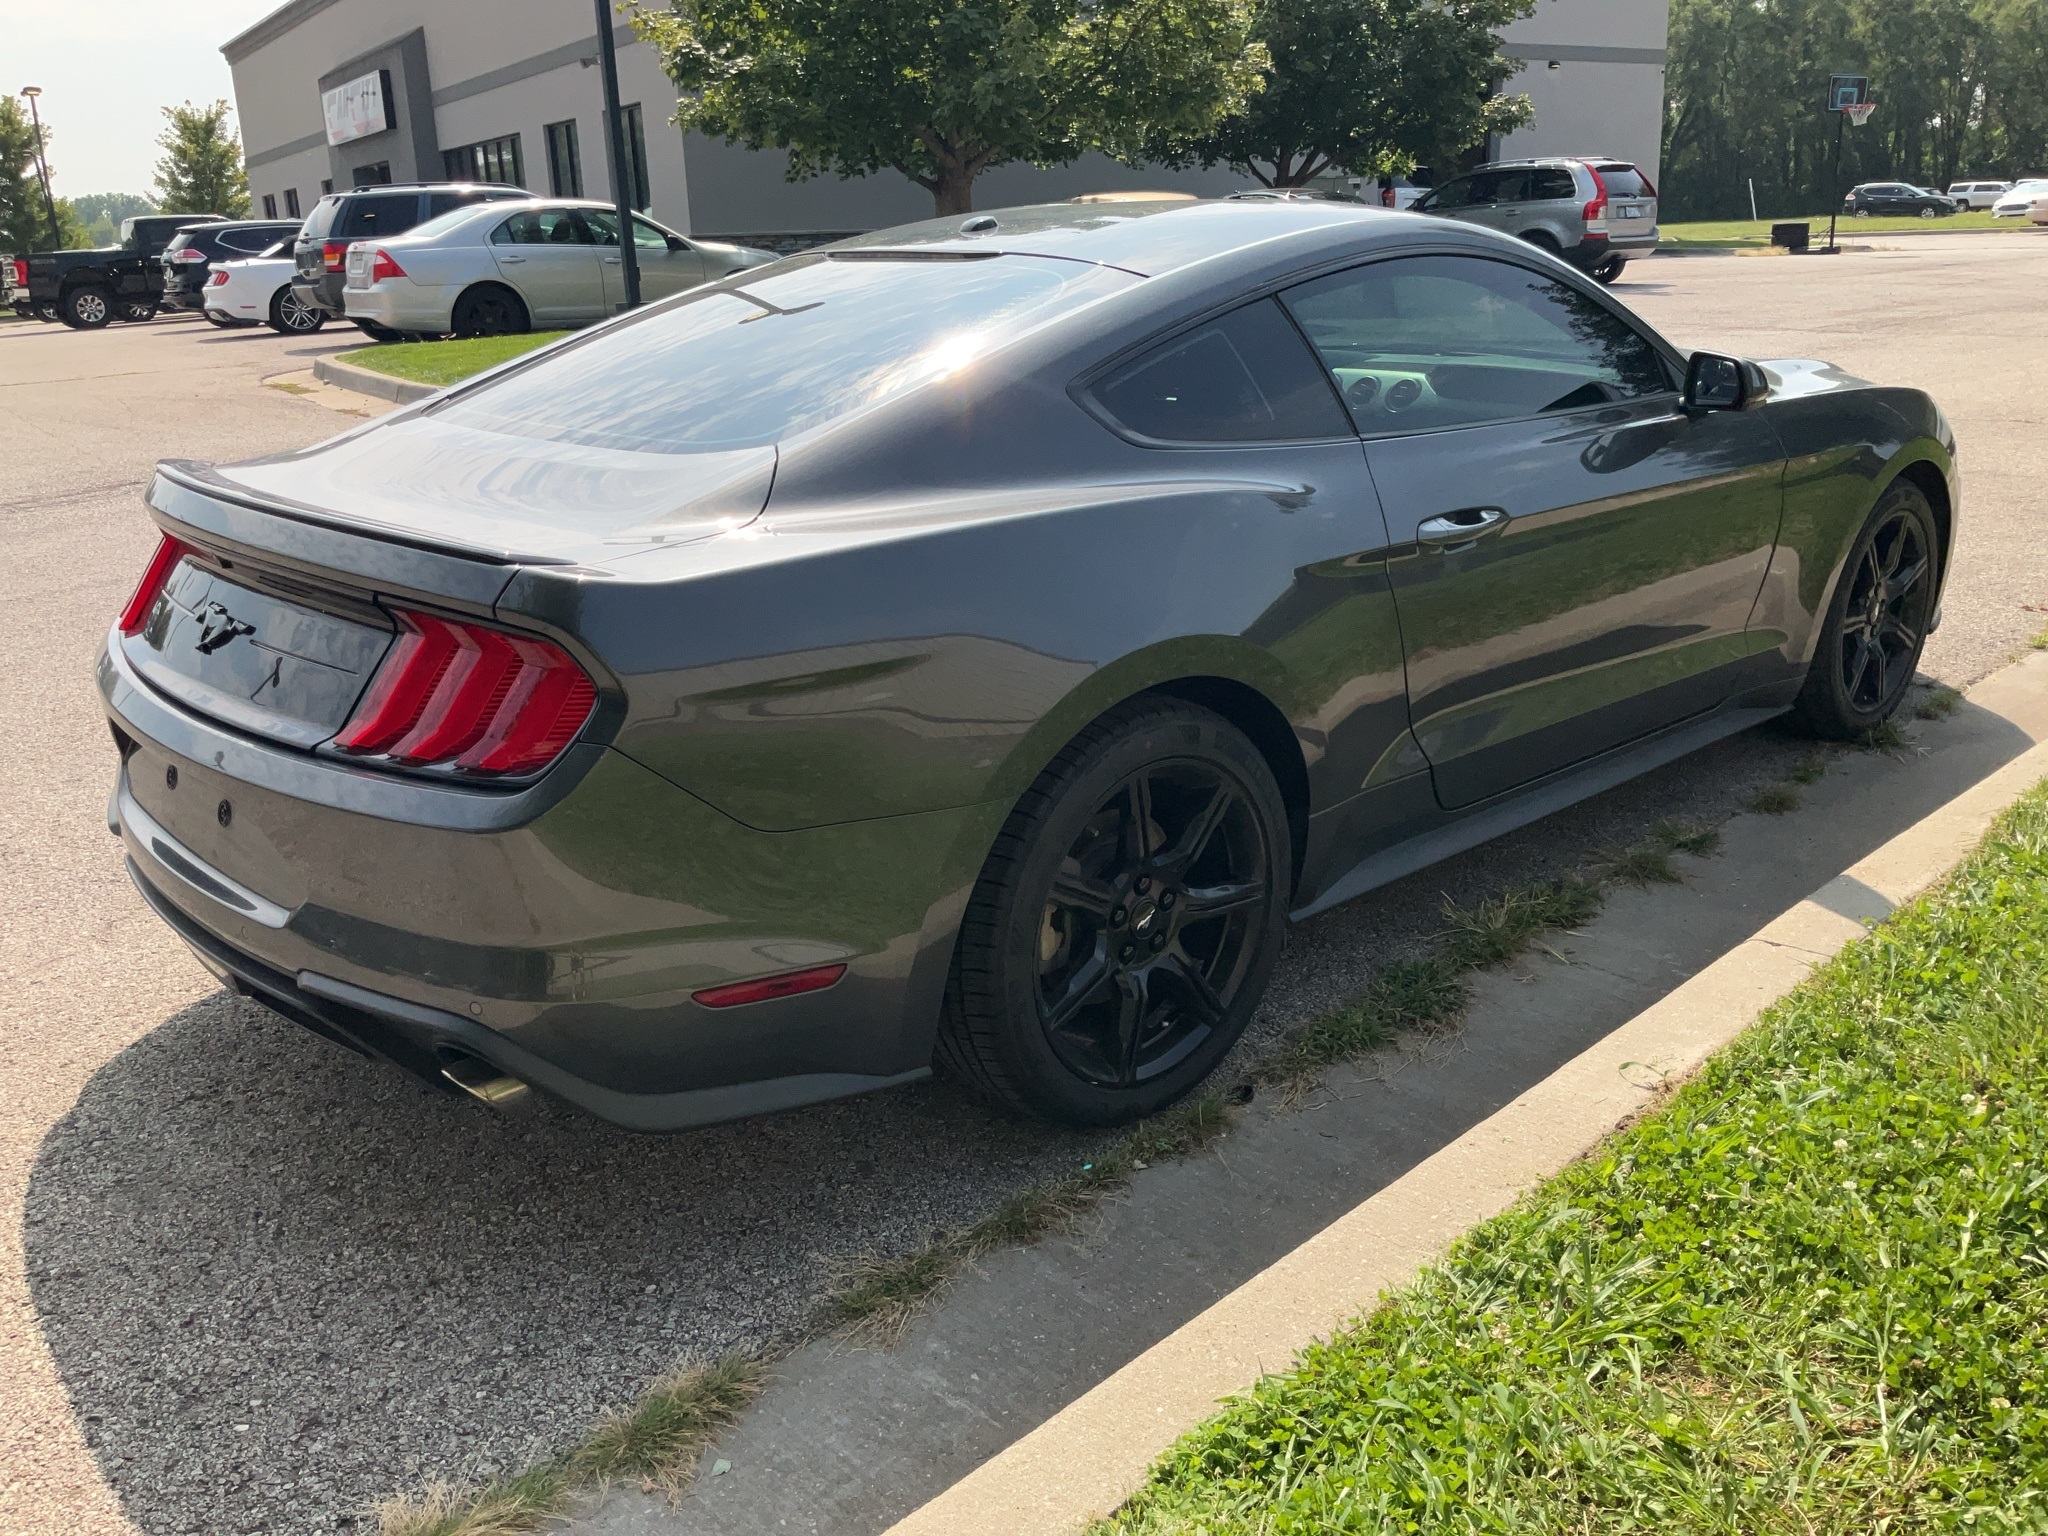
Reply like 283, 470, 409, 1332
692, 964, 848, 1009
368, 248, 406, 282
208, 269, 230, 286
118, 533, 188, 636
334, 611, 596, 777
12, 258, 29, 286
322, 239, 349, 272
169, 247, 208, 264
1582, 164, 1609, 227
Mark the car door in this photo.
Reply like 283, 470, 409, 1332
582, 211, 709, 305
1280, 252, 1787, 810
488, 208, 605, 324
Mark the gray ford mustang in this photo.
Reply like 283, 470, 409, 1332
101, 199, 1955, 1130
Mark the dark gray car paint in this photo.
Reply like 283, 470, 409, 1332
100, 202, 1957, 1129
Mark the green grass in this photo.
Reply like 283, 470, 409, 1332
1660, 209, 2033, 247
1097, 782, 2048, 1536
1750, 783, 1802, 816
345, 331, 567, 386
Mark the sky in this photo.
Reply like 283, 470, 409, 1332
16, 0, 282, 200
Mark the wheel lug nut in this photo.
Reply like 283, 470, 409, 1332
1160, 891, 1174, 909
1135, 877, 1150, 894
1111, 906, 1127, 926
1150, 934, 1166, 951
1119, 943, 1136, 963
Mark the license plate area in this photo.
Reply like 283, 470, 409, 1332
124, 560, 394, 749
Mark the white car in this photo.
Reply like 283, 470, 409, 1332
1946, 180, 2010, 210
1990, 179, 2048, 216
342, 198, 775, 338
202, 239, 329, 334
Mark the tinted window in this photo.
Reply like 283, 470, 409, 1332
1595, 165, 1650, 198
492, 209, 589, 246
1281, 255, 1672, 434
220, 226, 289, 253
1090, 299, 1349, 443
302, 197, 342, 239
431, 253, 1136, 454
337, 194, 420, 239
1415, 176, 1476, 211
1530, 168, 1578, 201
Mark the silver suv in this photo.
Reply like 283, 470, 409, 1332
1410, 158, 1658, 284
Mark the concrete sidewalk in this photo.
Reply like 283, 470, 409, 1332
570, 656, 2048, 1536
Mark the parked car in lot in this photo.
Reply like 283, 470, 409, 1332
1991, 179, 2048, 216
202, 239, 327, 334
294, 182, 529, 336
27, 212, 226, 328
160, 219, 303, 318
101, 199, 1954, 1132
1410, 157, 1656, 283
1945, 180, 2010, 209
342, 198, 775, 337
1841, 182, 1957, 218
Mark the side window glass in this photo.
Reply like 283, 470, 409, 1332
338, 195, 419, 239
1531, 168, 1578, 201
582, 209, 622, 246
1489, 170, 1532, 203
632, 217, 674, 250
494, 209, 588, 246
1089, 298, 1352, 444
1281, 255, 1673, 434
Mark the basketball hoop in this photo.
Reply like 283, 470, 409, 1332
1842, 102, 1876, 126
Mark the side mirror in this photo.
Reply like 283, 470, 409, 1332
1685, 351, 1760, 411
667, 235, 688, 253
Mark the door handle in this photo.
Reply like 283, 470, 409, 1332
604, 256, 621, 265
1416, 506, 1508, 552
499, 254, 526, 263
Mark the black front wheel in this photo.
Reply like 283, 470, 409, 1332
451, 284, 529, 338
1789, 478, 1940, 739
939, 698, 1290, 1125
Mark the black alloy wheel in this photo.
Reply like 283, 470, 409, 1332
61, 285, 113, 329
941, 699, 1290, 1125
117, 301, 157, 322
452, 285, 528, 338
1791, 478, 1939, 738
269, 285, 326, 334
35, 302, 59, 323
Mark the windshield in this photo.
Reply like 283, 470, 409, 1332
430, 252, 1137, 454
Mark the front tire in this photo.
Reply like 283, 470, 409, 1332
939, 698, 1291, 1125
268, 284, 326, 334
1788, 478, 1940, 739
1589, 254, 1625, 285
60, 285, 113, 329
450, 283, 529, 338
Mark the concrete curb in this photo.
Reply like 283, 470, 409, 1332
886, 672, 2048, 1536
311, 349, 437, 405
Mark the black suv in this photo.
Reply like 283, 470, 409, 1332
160, 220, 304, 316
1842, 182, 1958, 219
294, 183, 527, 333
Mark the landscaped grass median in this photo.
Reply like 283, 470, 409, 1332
1662, 210, 2037, 247
344, 331, 568, 387
1099, 783, 2048, 1535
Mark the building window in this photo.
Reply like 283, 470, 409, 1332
622, 103, 650, 211
321, 178, 334, 195
284, 187, 301, 218
353, 162, 393, 187
262, 194, 278, 218
444, 134, 525, 187
545, 119, 583, 198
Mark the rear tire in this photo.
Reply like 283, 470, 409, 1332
1521, 230, 1562, 256
450, 283, 529, 338
60, 285, 113, 329
268, 285, 327, 334
1788, 478, 1940, 740
116, 301, 158, 322
938, 698, 1291, 1126
35, 302, 59, 323
353, 319, 403, 342
1590, 254, 1625, 284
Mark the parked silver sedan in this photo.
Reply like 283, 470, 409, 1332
342, 198, 775, 337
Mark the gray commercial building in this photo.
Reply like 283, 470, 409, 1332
225, 0, 1666, 239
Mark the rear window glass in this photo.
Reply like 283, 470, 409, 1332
302, 197, 342, 239
220, 227, 285, 253
1089, 299, 1350, 443
1595, 165, 1652, 198
337, 195, 421, 239
431, 253, 1136, 454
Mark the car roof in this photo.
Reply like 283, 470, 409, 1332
321, 183, 524, 199
827, 198, 1410, 278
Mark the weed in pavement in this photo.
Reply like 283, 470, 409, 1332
1789, 752, 1831, 785
1750, 783, 1801, 815
1649, 818, 1722, 858
1859, 716, 1912, 754
1916, 683, 1963, 720
1600, 840, 1681, 888
1440, 878, 1602, 969
1098, 784, 2048, 1535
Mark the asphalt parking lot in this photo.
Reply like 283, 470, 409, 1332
3, 229, 2045, 1536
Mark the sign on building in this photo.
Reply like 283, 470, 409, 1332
323, 69, 396, 146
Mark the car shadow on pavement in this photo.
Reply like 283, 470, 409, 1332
25, 693, 2038, 1536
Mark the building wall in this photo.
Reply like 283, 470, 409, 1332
1496, 0, 1669, 179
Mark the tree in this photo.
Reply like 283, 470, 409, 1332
72, 193, 156, 248
633, 0, 1266, 216
0, 96, 84, 252
1154, 0, 1535, 187
153, 100, 250, 218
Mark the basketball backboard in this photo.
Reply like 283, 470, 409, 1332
1829, 74, 1870, 110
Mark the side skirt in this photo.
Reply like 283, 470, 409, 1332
1291, 705, 1786, 921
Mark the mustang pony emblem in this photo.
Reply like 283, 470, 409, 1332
194, 602, 256, 655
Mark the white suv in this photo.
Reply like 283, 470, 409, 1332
1946, 180, 2009, 210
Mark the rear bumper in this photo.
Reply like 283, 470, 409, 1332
293, 270, 346, 314
343, 283, 457, 333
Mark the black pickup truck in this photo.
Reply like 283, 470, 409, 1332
27, 212, 225, 329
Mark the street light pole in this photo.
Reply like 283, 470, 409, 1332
592, 0, 641, 311
20, 87, 62, 250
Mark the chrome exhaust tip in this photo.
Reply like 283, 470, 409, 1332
439, 1052, 534, 1111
